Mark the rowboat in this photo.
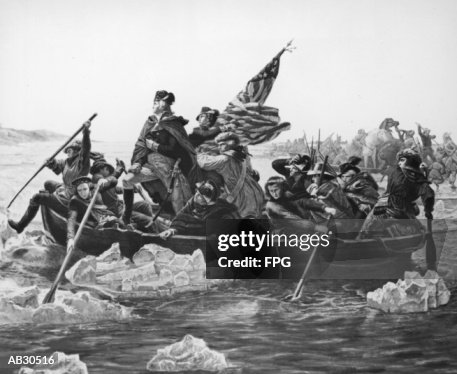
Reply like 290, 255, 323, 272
41, 205, 431, 280
41, 204, 204, 259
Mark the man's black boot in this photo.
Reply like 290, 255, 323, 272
8, 204, 40, 234
122, 189, 134, 225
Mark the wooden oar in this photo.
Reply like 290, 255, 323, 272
42, 184, 101, 304
285, 214, 332, 302
421, 164, 437, 271
7, 113, 97, 210
284, 156, 330, 302
425, 218, 437, 271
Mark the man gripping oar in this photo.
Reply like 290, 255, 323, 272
42, 177, 103, 304
285, 156, 335, 302
8, 115, 96, 234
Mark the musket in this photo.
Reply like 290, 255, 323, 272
310, 137, 315, 167
302, 131, 311, 155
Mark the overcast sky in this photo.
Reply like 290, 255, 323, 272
1, 0, 456, 144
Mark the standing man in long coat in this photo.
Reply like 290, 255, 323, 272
122, 90, 196, 223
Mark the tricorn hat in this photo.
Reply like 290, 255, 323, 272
71, 176, 92, 187
339, 156, 362, 176
196, 107, 220, 121
307, 162, 335, 177
154, 90, 175, 105
196, 179, 220, 201
90, 159, 115, 175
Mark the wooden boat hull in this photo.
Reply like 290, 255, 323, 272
41, 205, 426, 280
41, 205, 204, 258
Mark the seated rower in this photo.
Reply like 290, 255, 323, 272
264, 176, 336, 220
67, 176, 125, 252
307, 162, 355, 222
359, 148, 434, 238
90, 158, 125, 217
159, 179, 240, 239
338, 156, 379, 218
90, 158, 155, 232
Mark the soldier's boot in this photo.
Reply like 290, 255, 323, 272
8, 204, 40, 234
122, 189, 134, 225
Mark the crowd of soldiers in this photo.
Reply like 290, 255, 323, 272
272, 120, 457, 191
7, 91, 437, 252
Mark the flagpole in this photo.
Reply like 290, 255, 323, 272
275, 39, 295, 59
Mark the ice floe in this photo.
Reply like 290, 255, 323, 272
65, 243, 210, 298
0, 280, 131, 325
146, 334, 228, 372
367, 270, 451, 313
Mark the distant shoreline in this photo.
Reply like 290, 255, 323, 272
0, 126, 67, 146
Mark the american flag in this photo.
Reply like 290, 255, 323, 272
200, 41, 293, 150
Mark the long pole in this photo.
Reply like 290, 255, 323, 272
7, 113, 97, 209
42, 183, 101, 304
303, 131, 311, 155
289, 156, 329, 302
426, 219, 437, 271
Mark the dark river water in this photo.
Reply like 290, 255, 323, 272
1, 277, 457, 373
1, 142, 457, 373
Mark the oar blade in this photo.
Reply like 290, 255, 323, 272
425, 219, 437, 271
42, 286, 57, 304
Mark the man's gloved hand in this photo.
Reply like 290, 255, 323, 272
128, 163, 142, 174
83, 120, 91, 130
425, 212, 433, 220
97, 178, 108, 188
44, 158, 54, 168
116, 158, 126, 174
288, 154, 302, 165
220, 123, 236, 132
159, 228, 176, 240
324, 207, 337, 216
